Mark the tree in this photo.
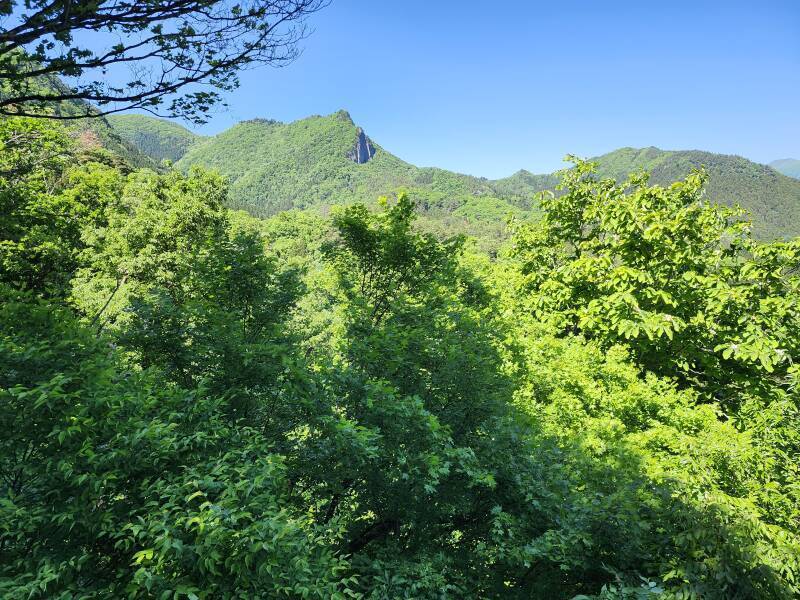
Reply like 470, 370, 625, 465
323, 193, 464, 324
4, 116, 799, 597
511, 158, 800, 405
0, 1, 328, 123
70, 167, 304, 420
0, 286, 349, 598
317, 196, 548, 596
505, 320, 800, 599
0, 116, 118, 297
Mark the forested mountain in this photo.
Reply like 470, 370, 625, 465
107, 114, 202, 163
771, 158, 800, 179
114, 114, 800, 240
168, 111, 531, 251
174, 110, 496, 215
597, 148, 800, 239
498, 147, 800, 239
4, 3, 799, 597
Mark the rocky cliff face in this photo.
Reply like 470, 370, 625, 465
347, 127, 376, 164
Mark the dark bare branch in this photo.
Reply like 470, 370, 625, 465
0, 0, 329, 123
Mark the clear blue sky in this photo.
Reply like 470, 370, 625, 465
190, 0, 798, 178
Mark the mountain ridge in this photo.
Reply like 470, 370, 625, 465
770, 158, 800, 180
110, 112, 800, 240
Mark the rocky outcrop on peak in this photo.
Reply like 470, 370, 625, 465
347, 127, 376, 164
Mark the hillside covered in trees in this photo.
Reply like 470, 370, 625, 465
2, 113, 800, 599
112, 113, 800, 240
495, 147, 800, 241
108, 114, 204, 164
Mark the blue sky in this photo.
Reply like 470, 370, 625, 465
190, 0, 798, 178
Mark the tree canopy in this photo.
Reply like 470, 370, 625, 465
511, 158, 800, 405
1, 115, 799, 598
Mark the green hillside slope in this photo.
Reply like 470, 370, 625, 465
490, 169, 559, 207
107, 114, 201, 163
120, 111, 800, 240
770, 158, 800, 179
176, 110, 499, 216
495, 147, 800, 240
595, 148, 800, 239
178, 111, 411, 214
172, 111, 535, 252
70, 116, 156, 170
2, 74, 156, 169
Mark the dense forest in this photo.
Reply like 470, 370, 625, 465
2, 1, 800, 597
109, 115, 205, 165
2, 113, 800, 599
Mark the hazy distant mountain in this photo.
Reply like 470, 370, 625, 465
111, 113, 800, 240
770, 158, 800, 180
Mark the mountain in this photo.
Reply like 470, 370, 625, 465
595, 148, 800, 239
490, 169, 558, 205
770, 158, 800, 179
173, 110, 499, 215
107, 114, 202, 163
166, 111, 530, 252
69, 115, 156, 170
112, 113, 800, 240
493, 147, 800, 240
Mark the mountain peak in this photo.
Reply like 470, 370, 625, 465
333, 109, 354, 124
108, 113, 800, 239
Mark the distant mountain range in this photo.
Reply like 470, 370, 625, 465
770, 159, 800, 180
107, 111, 800, 240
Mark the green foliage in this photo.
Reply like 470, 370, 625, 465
506, 323, 800, 598
317, 196, 546, 596
0, 287, 349, 598
495, 147, 800, 240
175, 112, 415, 215
0, 74, 158, 169
511, 158, 800, 404
108, 115, 202, 164
117, 110, 800, 244
71, 168, 304, 419
171, 112, 527, 252
592, 147, 800, 240
0, 117, 127, 297
324, 194, 463, 322
489, 168, 559, 208
2, 116, 800, 598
